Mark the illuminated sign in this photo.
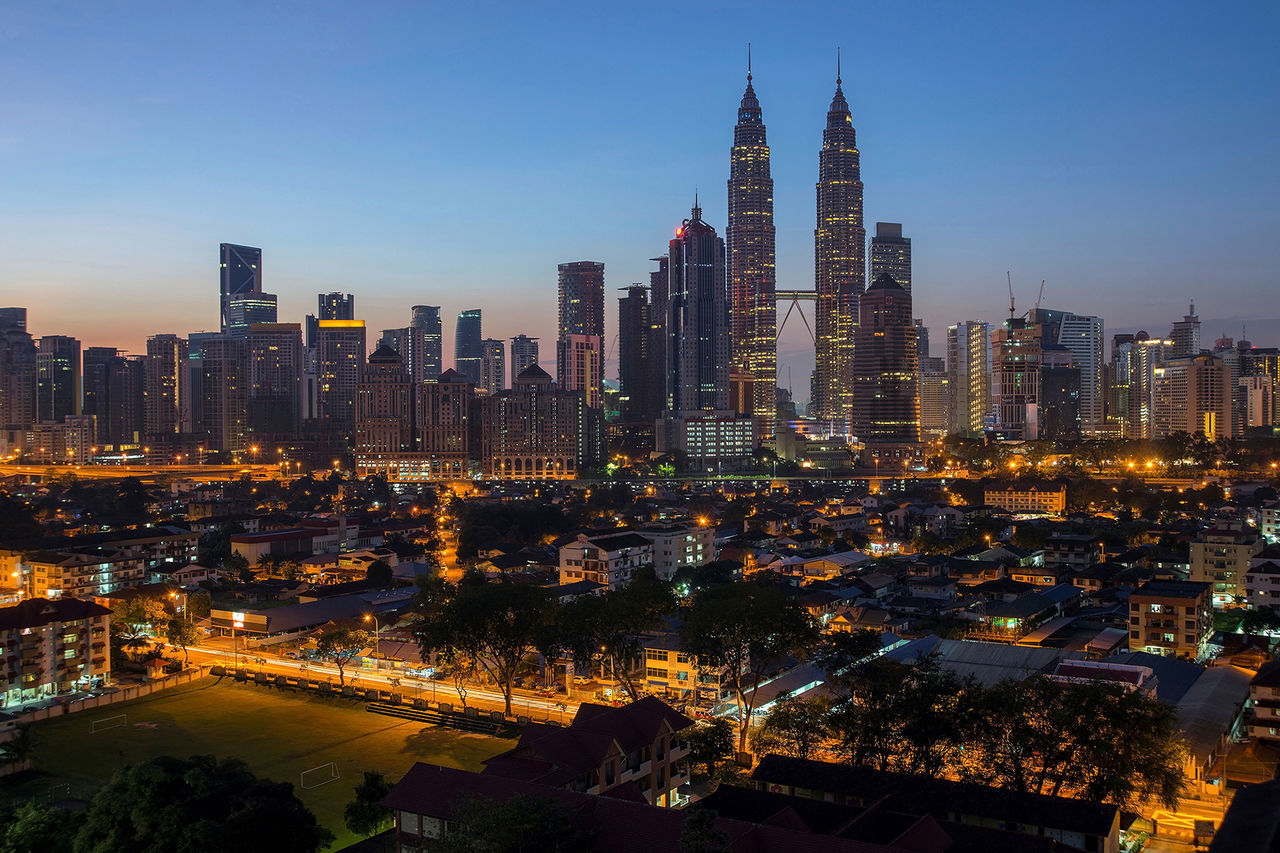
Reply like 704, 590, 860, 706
232, 611, 245, 629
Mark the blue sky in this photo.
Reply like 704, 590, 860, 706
2, 1, 1278, 401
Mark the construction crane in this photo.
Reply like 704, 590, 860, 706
1034, 280, 1046, 314
1007, 271, 1015, 319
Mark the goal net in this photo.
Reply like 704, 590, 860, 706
300, 762, 340, 790
90, 714, 127, 734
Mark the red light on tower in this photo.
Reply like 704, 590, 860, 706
675, 227, 683, 237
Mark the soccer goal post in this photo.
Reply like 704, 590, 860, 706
90, 714, 127, 734
299, 762, 340, 790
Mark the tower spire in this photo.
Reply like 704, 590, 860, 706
837, 46, 842, 86
748, 42, 752, 82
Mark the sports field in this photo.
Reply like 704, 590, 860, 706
20, 675, 512, 849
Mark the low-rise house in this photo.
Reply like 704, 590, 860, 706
1, 597, 112, 707
482, 695, 693, 807
1042, 534, 1104, 570
559, 532, 653, 591
149, 562, 218, 588
1010, 563, 1073, 588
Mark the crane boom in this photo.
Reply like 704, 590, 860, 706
1007, 271, 1015, 319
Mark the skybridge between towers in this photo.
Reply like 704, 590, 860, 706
776, 290, 817, 344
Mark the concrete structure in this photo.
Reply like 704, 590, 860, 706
983, 484, 1066, 514
1129, 580, 1213, 659
992, 318, 1041, 439
479, 337, 506, 396
246, 322, 303, 437
558, 333, 602, 409
946, 320, 989, 435
476, 364, 597, 480
1191, 520, 1264, 606
0, 597, 112, 708
509, 334, 539, 381
635, 523, 714, 581
314, 319, 366, 433
852, 273, 919, 454
655, 410, 756, 473
410, 305, 442, 381
559, 532, 653, 591
1153, 353, 1232, 439
354, 346, 415, 470
453, 309, 483, 386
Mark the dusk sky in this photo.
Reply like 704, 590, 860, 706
3, 1, 1278, 403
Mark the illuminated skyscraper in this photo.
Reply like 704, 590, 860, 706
411, 305, 443, 380
946, 320, 990, 435
726, 57, 776, 433
664, 201, 728, 414
144, 334, 189, 437
36, 335, 82, 422
219, 243, 262, 334
454, 309, 483, 386
869, 223, 911, 294
556, 261, 605, 406
852, 274, 919, 448
315, 320, 366, 432
813, 59, 864, 434
247, 323, 303, 437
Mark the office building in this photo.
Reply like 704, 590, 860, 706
1239, 375, 1274, 430
646, 256, 671, 423
0, 311, 36, 447
225, 291, 277, 338
992, 318, 1041, 439
655, 410, 756, 473
143, 334, 189, 438
379, 326, 427, 385
36, 335, 81, 423
919, 356, 949, 438
83, 348, 143, 447
946, 321, 989, 435
416, 368, 475, 480
1055, 313, 1104, 434
726, 61, 777, 433
852, 273, 920, 456
410, 305, 443, 380
664, 201, 728, 414
1039, 345, 1081, 440
869, 222, 911, 294
306, 292, 356, 352
480, 338, 506, 395
476, 364, 597, 479
509, 335, 539, 381
1153, 353, 1232, 439
219, 243, 262, 335
1170, 303, 1201, 358
559, 333, 602, 410
556, 260, 605, 390
454, 309, 483, 386
813, 62, 864, 435
314, 319, 366, 433
197, 335, 248, 456
246, 322, 304, 437
617, 285, 650, 422
1126, 335, 1172, 438
355, 346, 415, 460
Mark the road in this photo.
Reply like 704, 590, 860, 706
180, 643, 579, 724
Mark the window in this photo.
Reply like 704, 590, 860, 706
645, 649, 667, 662
646, 667, 666, 679
675, 653, 690, 664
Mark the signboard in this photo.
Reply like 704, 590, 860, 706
232, 611, 245, 629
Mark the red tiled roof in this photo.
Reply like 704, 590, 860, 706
0, 597, 111, 631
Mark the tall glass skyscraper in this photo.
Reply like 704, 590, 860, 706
411, 305, 443, 380
556, 261, 604, 404
510, 334, 540, 379
665, 202, 728, 413
455, 309, 483, 386
219, 244, 262, 334
814, 61, 864, 435
727, 59, 776, 435
869, 222, 911, 294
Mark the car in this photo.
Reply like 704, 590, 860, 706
572, 675, 592, 685
552, 683, 567, 694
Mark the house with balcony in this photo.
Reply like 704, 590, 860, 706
1, 597, 111, 708
1129, 580, 1212, 659
481, 695, 693, 807
1249, 660, 1280, 744
558, 532, 653, 591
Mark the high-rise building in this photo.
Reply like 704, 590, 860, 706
1153, 353, 1231, 439
913, 320, 929, 361
617, 285, 650, 423
1239, 375, 1274, 430
380, 326, 427, 385
480, 338, 506, 395
0, 313, 36, 448
1128, 335, 1173, 438
0, 308, 26, 331
314, 320, 366, 433
556, 261, 605, 406
417, 368, 474, 479
36, 336, 82, 423
476, 364, 598, 479
726, 60, 777, 433
510, 335, 540, 381
1055, 313, 1105, 434
664, 202, 728, 414
197, 335, 248, 456
247, 323, 303, 437
454, 309, 483, 386
1039, 345, 1081, 440
560, 334, 602, 409
645, 257, 670, 422
144, 334, 189, 438
946, 321, 990, 436
411, 305, 443, 380
852, 274, 919, 450
225, 292, 277, 338
1170, 303, 1201, 358
992, 319, 1042, 439
82, 347, 143, 447
813, 62, 865, 435
355, 346, 415, 460
869, 223, 911, 294
1108, 334, 1135, 435
219, 244, 262, 335
306, 293, 356, 352
82, 347, 118, 445
919, 356, 949, 438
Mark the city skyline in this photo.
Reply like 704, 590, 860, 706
3, 4, 1278, 404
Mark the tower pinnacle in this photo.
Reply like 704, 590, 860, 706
748, 42, 752, 82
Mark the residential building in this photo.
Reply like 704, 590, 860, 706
726, 64, 777, 433
918, 356, 949, 437
947, 320, 990, 435
144, 334, 189, 438
0, 597, 112, 708
617, 285, 651, 422
1043, 534, 1104, 570
479, 338, 506, 395
635, 522, 714, 581
1127, 335, 1173, 438
36, 335, 82, 423
1263, 501, 1280, 544
558, 532, 653, 591
813, 64, 864, 435
983, 484, 1066, 514
453, 309, 483, 386
1153, 353, 1232, 439
509, 334, 539, 379
641, 632, 735, 709
379, 326, 427, 385
1191, 520, 1264, 607
23, 415, 95, 464
1239, 374, 1274, 430
1248, 660, 1280, 744
21, 550, 149, 600
1129, 580, 1213, 659
1245, 560, 1280, 608
314, 319, 366, 433
1170, 302, 1201, 357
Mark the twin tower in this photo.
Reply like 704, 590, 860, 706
726, 59, 874, 436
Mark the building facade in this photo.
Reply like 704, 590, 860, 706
664, 203, 728, 415
1190, 520, 1264, 607
410, 305, 442, 381
314, 320, 366, 433
852, 274, 919, 455
480, 338, 506, 396
1129, 580, 1212, 659
454, 309, 483, 387
0, 598, 112, 708
869, 222, 911, 295
219, 243, 262, 335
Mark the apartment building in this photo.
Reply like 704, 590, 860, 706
640, 631, 736, 710
1, 597, 112, 707
1190, 520, 1264, 607
983, 484, 1067, 514
635, 522, 714, 580
20, 549, 148, 599
1129, 580, 1213, 659
558, 532, 653, 591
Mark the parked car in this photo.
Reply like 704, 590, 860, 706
572, 675, 592, 686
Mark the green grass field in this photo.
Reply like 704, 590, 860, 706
16, 675, 512, 849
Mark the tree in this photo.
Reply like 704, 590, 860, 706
0, 801, 82, 853
365, 560, 393, 588
415, 572, 554, 716
752, 697, 832, 761
680, 582, 819, 754
562, 568, 674, 701
684, 718, 735, 782
0, 723, 34, 767
186, 590, 212, 620
74, 754, 333, 853
164, 617, 203, 665
815, 629, 883, 691
438, 794, 592, 853
344, 770, 393, 838
436, 647, 477, 708
314, 625, 371, 686
110, 596, 169, 663
679, 806, 730, 853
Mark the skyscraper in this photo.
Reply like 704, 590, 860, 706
814, 59, 865, 434
617, 285, 650, 422
946, 321, 990, 435
919, 356, 950, 437
410, 305, 443, 380
379, 326, 427, 385
225, 292, 278, 338
315, 320, 366, 432
197, 335, 248, 455
247, 322, 304, 437
355, 346, 415, 459
1055, 313, 1105, 434
726, 58, 777, 433
510, 335, 540, 379
454, 309, 483, 386
307, 293, 356, 352
560, 334, 602, 409
1170, 303, 1201, 357
480, 338, 506, 395
992, 318, 1042, 439
36, 335, 82, 423
852, 274, 919, 449
869, 223, 911, 294
144, 334, 189, 438
219, 244, 262, 335
665, 201, 729, 414
0, 312, 35, 445
556, 261, 605, 404
645, 257, 670, 422
1153, 353, 1231, 438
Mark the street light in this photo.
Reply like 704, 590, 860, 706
364, 614, 380, 669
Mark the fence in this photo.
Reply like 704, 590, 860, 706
0, 666, 211, 738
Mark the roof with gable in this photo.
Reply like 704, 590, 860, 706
0, 597, 112, 631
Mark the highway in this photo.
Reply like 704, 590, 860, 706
180, 643, 580, 724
